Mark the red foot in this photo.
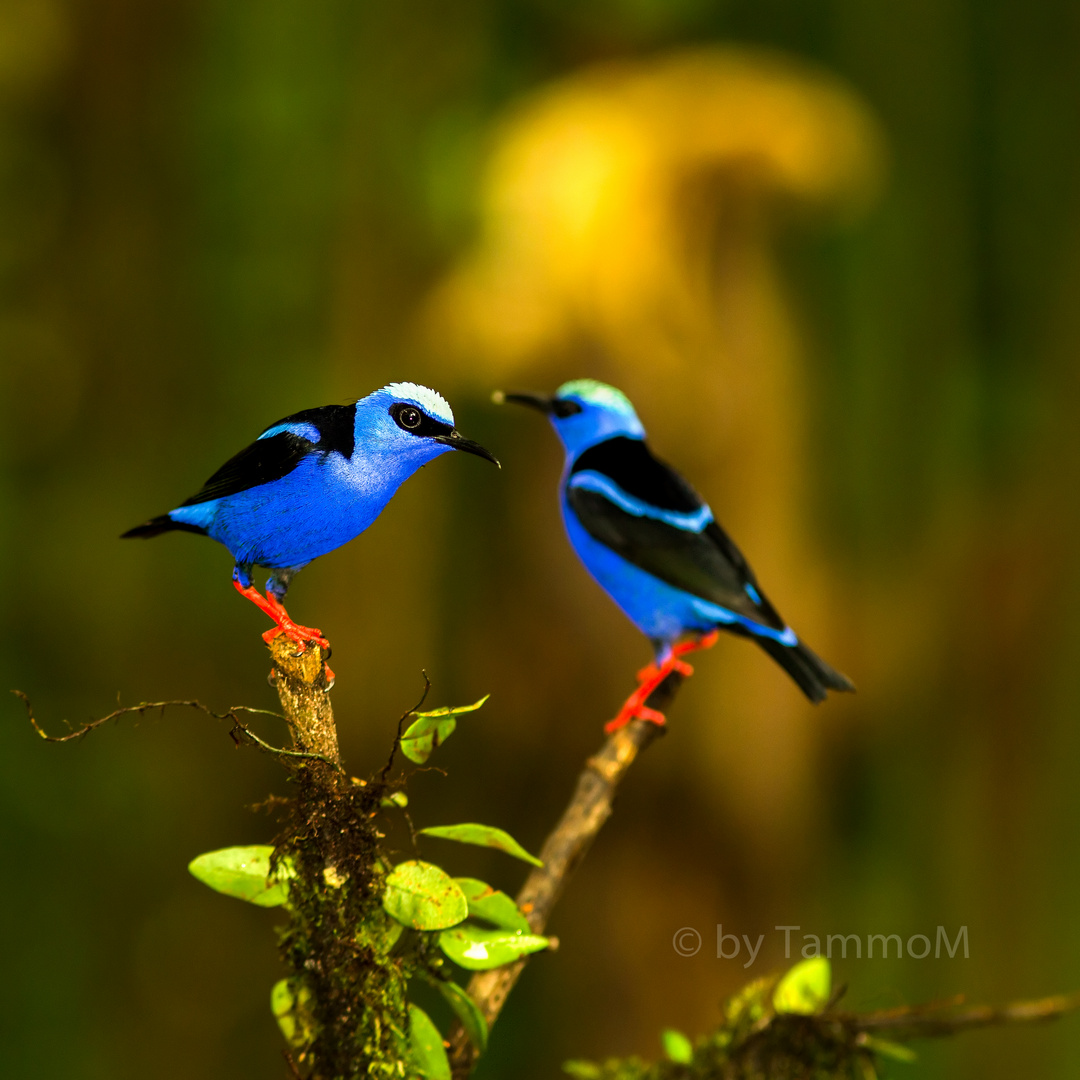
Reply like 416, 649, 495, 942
605, 630, 721, 734
233, 580, 331, 653
261, 618, 330, 651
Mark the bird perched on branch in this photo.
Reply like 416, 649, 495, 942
499, 379, 853, 731
124, 383, 499, 654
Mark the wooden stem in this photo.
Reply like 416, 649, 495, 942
268, 637, 341, 768
845, 991, 1080, 1039
447, 673, 684, 1076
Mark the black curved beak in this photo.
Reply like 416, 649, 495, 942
433, 430, 501, 467
493, 390, 554, 414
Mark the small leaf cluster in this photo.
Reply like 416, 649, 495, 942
564, 958, 915, 1080
398, 695, 489, 765
187, 694, 550, 1079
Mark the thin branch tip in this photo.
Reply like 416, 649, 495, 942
381, 671, 435, 780
16, 690, 337, 768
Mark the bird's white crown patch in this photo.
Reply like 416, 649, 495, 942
381, 382, 454, 425
556, 379, 637, 418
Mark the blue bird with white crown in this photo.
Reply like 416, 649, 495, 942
124, 383, 498, 659
499, 379, 853, 731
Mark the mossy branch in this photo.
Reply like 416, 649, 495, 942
264, 636, 414, 1078
18, 638, 406, 1079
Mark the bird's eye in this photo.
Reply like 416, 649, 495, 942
398, 406, 422, 429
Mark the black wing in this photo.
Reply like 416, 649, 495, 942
567, 438, 785, 630
180, 403, 356, 506
569, 437, 702, 512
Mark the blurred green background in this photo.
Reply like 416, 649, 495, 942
3, 1, 1080, 1077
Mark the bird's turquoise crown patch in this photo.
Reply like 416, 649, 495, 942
380, 382, 454, 425
555, 379, 637, 417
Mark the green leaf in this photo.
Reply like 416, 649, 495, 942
408, 1003, 451, 1080
562, 1062, 602, 1079
419, 824, 543, 867
725, 975, 772, 1026
399, 695, 489, 764
357, 907, 405, 955
381, 790, 408, 808
421, 974, 489, 1053
661, 1028, 694, 1063
438, 923, 550, 970
773, 957, 831, 1015
271, 978, 316, 1049
188, 845, 293, 907
455, 878, 531, 933
383, 860, 469, 930
862, 1036, 917, 1063
377, 919, 405, 954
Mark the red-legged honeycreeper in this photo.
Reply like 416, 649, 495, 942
498, 379, 853, 731
124, 383, 499, 653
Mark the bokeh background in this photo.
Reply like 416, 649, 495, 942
3, 1, 1080, 1077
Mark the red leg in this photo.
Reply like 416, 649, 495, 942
605, 630, 721, 733
232, 579, 330, 652
671, 628, 720, 659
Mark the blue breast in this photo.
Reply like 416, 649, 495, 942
178, 453, 391, 569
560, 492, 719, 643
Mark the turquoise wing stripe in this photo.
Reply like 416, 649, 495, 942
567, 470, 714, 531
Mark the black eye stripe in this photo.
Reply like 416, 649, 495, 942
552, 399, 583, 418
389, 401, 455, 439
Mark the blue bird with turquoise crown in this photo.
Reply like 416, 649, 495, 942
124, 383, 498, 659
499, 378, 853, 731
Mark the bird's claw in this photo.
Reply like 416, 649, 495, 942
606, 674, 671, 732
262, 621, 330, 652
235, 579, 331, 654
261, 620, 334, 687
605, 701, 668, 734
608, 631, 718, 732
635, 657, 693, 683
635, 705, 667, 725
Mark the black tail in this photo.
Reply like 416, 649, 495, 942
755, 636, 855, 704
121, 514, 206, 539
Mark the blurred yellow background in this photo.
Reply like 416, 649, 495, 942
3, 2, 1080, 1078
